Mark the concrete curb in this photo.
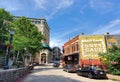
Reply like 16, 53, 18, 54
107, 74, 120, 81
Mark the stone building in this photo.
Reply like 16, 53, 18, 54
14, 16, 51, 64
29, 17, 52, 64
52, 47, 62, 61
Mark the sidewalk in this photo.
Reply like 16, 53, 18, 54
107, 74, 120, 81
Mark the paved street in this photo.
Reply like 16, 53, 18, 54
22, 64, 118, 82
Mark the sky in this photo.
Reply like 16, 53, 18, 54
0, 0, 120, 49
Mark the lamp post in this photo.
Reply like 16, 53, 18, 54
4, 30, 14, 69
24, 47, 31, 66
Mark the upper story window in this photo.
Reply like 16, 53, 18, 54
64, 46, 70, 54
43, 21, 46, 25
31, 20, 41, 24
72, 44, 74, 53
38, 21, 41, 24
31, 21, 34, 23
67, 47, 70, 54
35, 21, 37, 24
76, 42, 79, 51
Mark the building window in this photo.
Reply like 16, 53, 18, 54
35, 21, 37, 24
31, 21, 34, 24
43, 21, 46, 25
38, 21, 41, 24
76, 42, 79, 51
74, 43, 75, 51
67, 47, 70, 54
72, 44, 74, 53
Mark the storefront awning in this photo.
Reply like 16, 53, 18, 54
42, 43, 52, 51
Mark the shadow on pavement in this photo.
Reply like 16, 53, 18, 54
22, 75, 82, 82
33, 67, 63, 73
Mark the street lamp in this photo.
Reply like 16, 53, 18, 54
24, 47, 31, 66
4, 30, 14, 69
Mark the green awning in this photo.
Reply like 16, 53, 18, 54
42, 43, 52, 51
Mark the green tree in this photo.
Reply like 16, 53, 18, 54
99, 45, 120, 75
0, 8, 13, 58
0, 8, 13, 44
12, 16, 44, 56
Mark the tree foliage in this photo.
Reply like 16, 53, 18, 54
0, 9, 45, 67
12, 16, 44, 56
99, 45, 120, 75
0, 8, 13, 57
0, 8, 13, 44
108, 45, 120, 64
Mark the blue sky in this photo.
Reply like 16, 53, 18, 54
0, 0, 120, 49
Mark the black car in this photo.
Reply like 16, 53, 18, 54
63, 64, 78, 73
53, 62, 60, 67
77, 66, 108, 79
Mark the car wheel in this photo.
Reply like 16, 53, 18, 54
64, 69, 66, 72
77, 71, 80, 76
66, 70, 70, 73
77, 71, 82, 76
104, 76, 108, 79
88, 73, 93, 79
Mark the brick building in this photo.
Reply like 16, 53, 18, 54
62, 35, 79, 67
62, 33, 120, 68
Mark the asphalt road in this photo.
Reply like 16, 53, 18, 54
22, 64, 118, 82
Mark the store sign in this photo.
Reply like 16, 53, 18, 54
79, 35, 107, 59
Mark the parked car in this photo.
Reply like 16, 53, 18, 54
63, 64, 78, 73
77, 66, 108, 79
53, 62, 60, 67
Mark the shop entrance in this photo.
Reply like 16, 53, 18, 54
41, 53, 46, 64
63, 53, 79, 67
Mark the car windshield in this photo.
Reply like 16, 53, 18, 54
92, 67, 102, 70
67, 64, 73, 68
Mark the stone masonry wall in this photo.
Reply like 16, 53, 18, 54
0, 67, 30, 82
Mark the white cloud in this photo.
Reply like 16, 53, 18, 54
79, 5, 87, 14
0, 1, 21, 11
0, 0, 74, 19
34, 0, 47, 10
50, 38, 65, 50
93, 19, 120, 34
89, 0, 114, 13
56, 0, 74, 9
33, 0, 74, 20
50, 26, 81, 49
59, 27, 80, 38
111, 29, 120, 34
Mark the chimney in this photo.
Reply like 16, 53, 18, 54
106, 32, 109, 35
82, 32, 84, 35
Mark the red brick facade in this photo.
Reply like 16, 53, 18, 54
62, 35, 79, 56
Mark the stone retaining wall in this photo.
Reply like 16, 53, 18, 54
0, 66, 32, 82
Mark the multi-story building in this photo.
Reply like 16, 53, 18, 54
105, 32, 120, 48
79, 35, 107, 67
62, 35, 79, 67
14, 16, 51, 64
29, 17, 51, 64
52, 47, 62, 63
62, 33, 120, 68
